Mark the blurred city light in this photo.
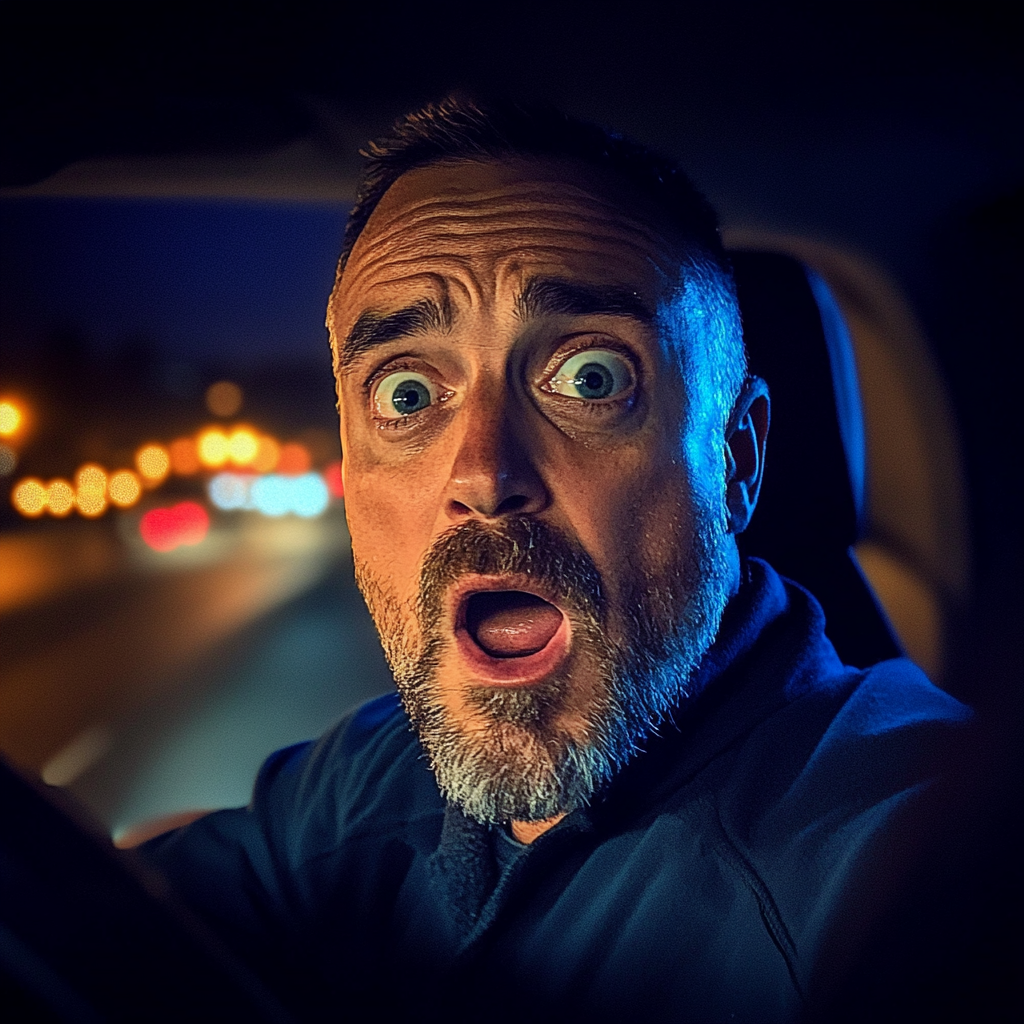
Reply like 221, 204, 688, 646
136, 443, 171, 484
227, 427, 259, 466
169, 436, 201, 475
0, 400, 24, 437
288, 474, 330, 517
251, 435, 280, 473
13, 478, 47, 516
209, 471, 329, 518
197, 428, 230, 468
324, 460, 344, 499
108, 469, 142, 508
205, 380, 244, 418
209, 472, 255, 510
139, 501, 210, 552
251, 473, 329, 517
276, 442, 311, 475
75, 465, 108, 517
0, 442, 16, 476
46, 479, 75, 517
250, 475, 292, 517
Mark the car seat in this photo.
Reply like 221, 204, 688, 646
729, 250, 903, 668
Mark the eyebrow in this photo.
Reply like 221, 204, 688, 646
338, 298, 452, 372
515, 277, 655, 324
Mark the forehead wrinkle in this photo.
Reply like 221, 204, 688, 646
342, 254, 492, 311
360, 185, 673, 250
371, 191, 663, 229
348, 251, 669, 316
355, 227, 678, 272
367, 179, 640, 224
353, 240, 681, 305
344, 243, 678, 334
364, 205, 671, 255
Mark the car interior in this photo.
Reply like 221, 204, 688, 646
1, 6, 1019, 1020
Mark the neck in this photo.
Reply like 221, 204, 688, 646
510, 813, 565, 844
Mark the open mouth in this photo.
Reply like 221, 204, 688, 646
465, 591, 563, 657
454, 586, 571, 685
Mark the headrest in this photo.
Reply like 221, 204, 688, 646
729, 250, 902, 667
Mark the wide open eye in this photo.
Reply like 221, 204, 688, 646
546, 349, 634, 401
373, 371, 438, 419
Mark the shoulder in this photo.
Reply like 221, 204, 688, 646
717, 656, 971, 840
707, 656, 970, 993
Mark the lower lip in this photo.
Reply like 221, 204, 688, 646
454, 613, 571, 686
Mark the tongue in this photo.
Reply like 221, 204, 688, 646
465, 591, 563, 658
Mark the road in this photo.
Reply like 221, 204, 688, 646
0, 509, 394, 838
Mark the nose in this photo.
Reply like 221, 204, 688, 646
444, 387, 550, 521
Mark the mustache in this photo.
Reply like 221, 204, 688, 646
416, 516, 606, 626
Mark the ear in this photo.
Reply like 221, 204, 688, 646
724, 376, 770, 535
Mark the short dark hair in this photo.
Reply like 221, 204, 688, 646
336, 94, 727, 278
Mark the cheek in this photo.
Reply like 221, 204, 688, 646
556, 446, 697, 589
342, 457, 441, 589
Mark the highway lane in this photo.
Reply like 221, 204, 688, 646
0, 509, 394, 835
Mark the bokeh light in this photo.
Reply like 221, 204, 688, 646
324, 460, 344, 498
75, 465, 108, 517
169, 437, 201, 475
197, 428, 230, 468
108, 469, 142, 508
209, 471, 329, 517
209, 472, 254, 510
13, 478, 47, 516
276, 442, 311, 475
250, 472, 329, 518
46, 479, 75, 517
139, 501, 210, 552
0, 400, 23, 437
0, 442, 17, 476
227, 428, 259, 466
251, 435, 280, 473
289, 473, 330, 517
206, 380, 243, 417
136, 444, 171, 484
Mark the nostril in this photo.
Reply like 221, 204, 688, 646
495, 494, 530, 515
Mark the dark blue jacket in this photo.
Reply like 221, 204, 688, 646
143, 561, 970, 1022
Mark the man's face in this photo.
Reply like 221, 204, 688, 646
331, 158, 736, 825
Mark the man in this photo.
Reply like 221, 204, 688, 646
144, 97, 969, 1022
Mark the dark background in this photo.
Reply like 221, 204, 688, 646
2, 2, 1021, 1017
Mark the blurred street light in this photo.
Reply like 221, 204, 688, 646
205, 381, 243, 418
0, 400, 24, 438
75, 465, 108, 517
108, 469, 142, 508
136, 443, 171, 484
46, 479, 75, 517
13, 478, 47, 516
169, 437, 201, 475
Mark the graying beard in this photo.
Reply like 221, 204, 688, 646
465, 678, 564, 728
357, 513, 733, 825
